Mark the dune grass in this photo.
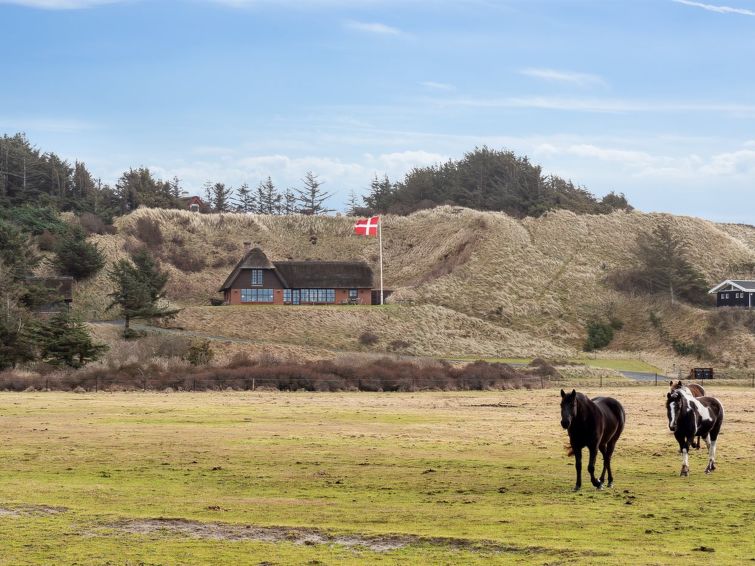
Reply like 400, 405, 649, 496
0, 388, 753, 564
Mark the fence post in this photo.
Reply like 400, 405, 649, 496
655, 373, 657, 386
95, 376, 98, 393
252, 377, 255, 391
45, 377, 48, 391
143, 377, 147, 392
600, 374, 603, 388
192, 378, 196, 392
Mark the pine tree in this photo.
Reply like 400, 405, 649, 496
209, 182, 233, 213
345, 189, 361, 216
295, 171, 332, 215
107, 250, 179, 336
256, 177, 281, 215
54, 227, 105, 280
363, 175, 394, 213
0, 263, 37, 369
282, 188, 297, 215
235, 183, 256, 213
634, 219, 708, 304
0, 218, 39, 278
35, 311, 108, 368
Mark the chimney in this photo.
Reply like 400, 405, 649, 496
243, 241, 252, 252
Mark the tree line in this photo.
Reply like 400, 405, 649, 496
358, 146, 632, 217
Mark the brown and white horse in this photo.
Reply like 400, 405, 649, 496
665, 388, 724, 476
669, 380, 705, 398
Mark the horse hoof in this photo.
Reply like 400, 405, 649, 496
607, 481, 613, 488
680, 470, 689, 477
573, 485, 581, 492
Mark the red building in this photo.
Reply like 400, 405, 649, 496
219, 247, 373, 305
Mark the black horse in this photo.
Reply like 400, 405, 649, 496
666, 388, 724, 476
560, 389, 625, 491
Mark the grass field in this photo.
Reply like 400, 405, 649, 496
1, 388, 754, 565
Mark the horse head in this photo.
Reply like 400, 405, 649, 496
560, 388, 577, 429
666, 390, 684, 432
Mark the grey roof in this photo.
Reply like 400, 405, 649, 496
708, 279, 755, 294
220, 248, 373, 291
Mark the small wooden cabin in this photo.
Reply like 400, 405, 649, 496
709, 280, 755, 308
219, 247, 373, 305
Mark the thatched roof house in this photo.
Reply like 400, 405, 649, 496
220, 247, 373, 305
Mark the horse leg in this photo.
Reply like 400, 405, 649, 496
605, 441, 616, 487
598, 445, 608, 485
705, 434, 717, 474
588, 445, 602, 488
573, 448, 582, 491
680, 441, 689, 477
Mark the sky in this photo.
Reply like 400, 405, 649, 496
1, 0, 754, 222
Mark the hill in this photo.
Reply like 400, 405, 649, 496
70, 207, 755, 365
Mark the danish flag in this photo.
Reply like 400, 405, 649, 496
354, 216, 380, 237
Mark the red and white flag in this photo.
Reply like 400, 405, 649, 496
354, 216, 380, 237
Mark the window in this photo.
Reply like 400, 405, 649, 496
299, 289, 335, 303
241, 288, 273, 303
283, 289, 292, 304
251, 269, 264, 286
349, 289, 359, 300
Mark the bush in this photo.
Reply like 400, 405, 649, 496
36, 229, 59, 251
167, 247, 206, 273
672, 340, 710, 359
186, 340, 214, 366
359, 331, 379, 346
134, 217, 163, 247
584, 321, 614, 351
79, 212, 115, 235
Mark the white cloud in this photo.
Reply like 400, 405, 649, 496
520, 68, 606, 88
439, 95, 755, 115
419, 81, 455, 91
344, 20, 402, 36
672, 0, 755, 16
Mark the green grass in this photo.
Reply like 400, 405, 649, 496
0, 389, 753, 564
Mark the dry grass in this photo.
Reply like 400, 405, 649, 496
68, 207, 755, 364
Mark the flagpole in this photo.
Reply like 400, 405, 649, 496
378, 218, 384, 305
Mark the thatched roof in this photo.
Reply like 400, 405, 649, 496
275, 261, 373, 289
219, 248, 373, 291
219, 247, 276, 290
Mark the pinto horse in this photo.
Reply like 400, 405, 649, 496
560, 389, 625, 491
669, 380, 705, 398
666, 388, 724, 476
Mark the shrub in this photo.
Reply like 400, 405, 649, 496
672, 340, 710, 359
359, 331, 379, 346
186, 340, 214, 366
36, 229, 58, 251
167, 247, 206, 273
584, 321, 614, 351
134, 217, 163, 247
79, 212, 114, 235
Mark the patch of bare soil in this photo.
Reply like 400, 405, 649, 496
0, 505, 68, 517
108, 518, 567, 555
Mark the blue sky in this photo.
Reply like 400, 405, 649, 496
1, 0, 754, 222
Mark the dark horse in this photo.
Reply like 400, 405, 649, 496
669, 380, 705, 398
666, 388, 724, 476
560, 389, 625, 491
